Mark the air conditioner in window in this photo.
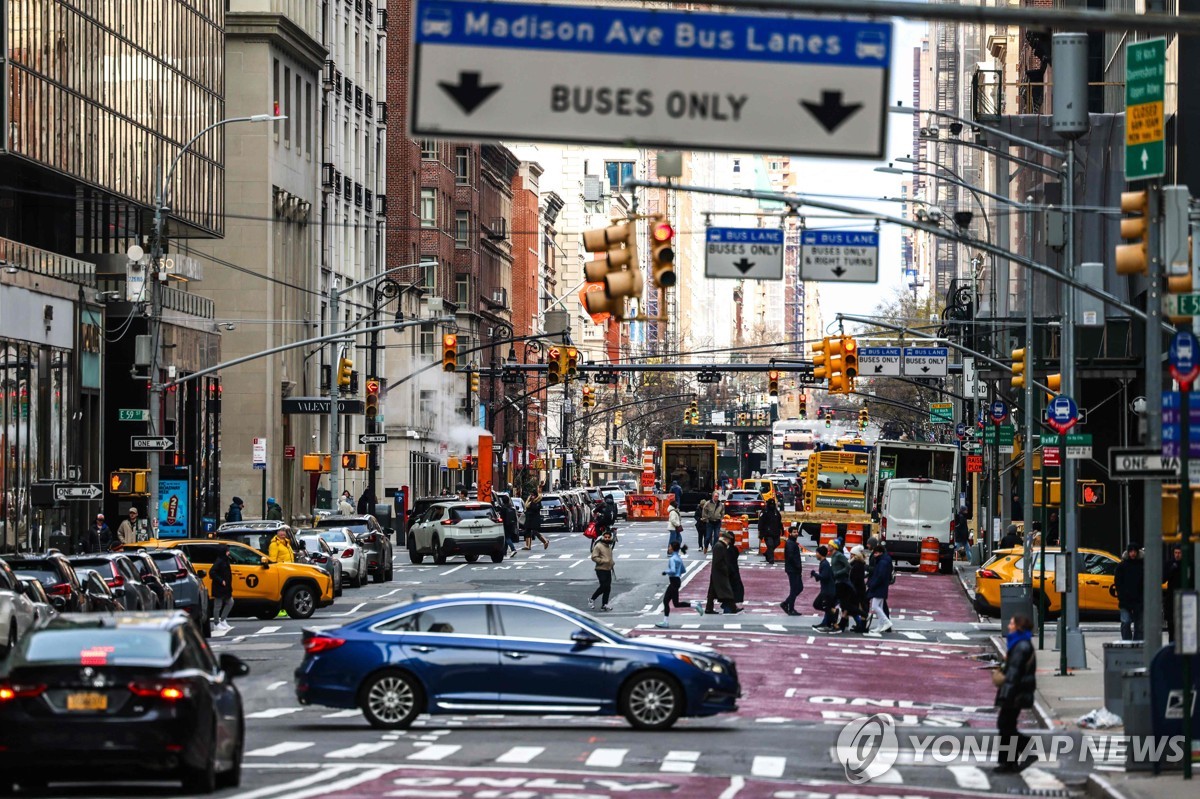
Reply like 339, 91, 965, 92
491, 288, 508, 307
485, 217, 508, 241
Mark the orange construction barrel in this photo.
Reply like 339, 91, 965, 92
919, 536, 940, 573
844, 526, 864, 549
818, 523, 837, 548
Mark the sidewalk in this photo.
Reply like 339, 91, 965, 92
954, 563, 1196, 799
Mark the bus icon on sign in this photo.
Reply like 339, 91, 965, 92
856, 32, 887, 60
422, 9, 453, 37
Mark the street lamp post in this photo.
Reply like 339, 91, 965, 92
365, 278, 403, 499
148, 113, 283, 536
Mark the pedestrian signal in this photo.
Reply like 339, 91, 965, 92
1079, 482, 1106, 506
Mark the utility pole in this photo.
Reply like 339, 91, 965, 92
328, 280, 343, 509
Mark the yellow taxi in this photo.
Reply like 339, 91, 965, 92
137, 538, 334, 620
740, 478, 777, 504
973, 546, 1121, 617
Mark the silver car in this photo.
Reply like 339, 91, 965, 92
305, 527, 368, 588
298, 535, 345, 597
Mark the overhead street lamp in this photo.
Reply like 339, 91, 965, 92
147, 113, 284, 539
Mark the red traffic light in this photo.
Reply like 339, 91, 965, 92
652, 222, 675, 241
365, 379, 380, 394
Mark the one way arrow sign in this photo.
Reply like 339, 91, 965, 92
131, 436, 176, 451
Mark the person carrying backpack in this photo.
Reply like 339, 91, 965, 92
225, 497, 244, 523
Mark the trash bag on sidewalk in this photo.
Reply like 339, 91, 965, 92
1077, 708, 1123, 729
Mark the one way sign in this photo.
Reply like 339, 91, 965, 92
131, 436, 176, 451
55, 484, 103, 501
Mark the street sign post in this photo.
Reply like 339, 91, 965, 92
118, 409, 150, 422
130, 436, 176, 451
901, 347, 948, 377
1163, 293, 1200, 318
1125, 38, 1166, 181
1162, 391, 1200, 458
253, 437, 268, 471
1065, 432, 1094, 460
54, 483, 102, 501
704, 227, 783, 280
411, 0, 892, 159
858, 346, 901, 376
799, 230, 880, 283
359, 433, 389, 445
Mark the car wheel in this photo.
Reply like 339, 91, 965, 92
408, 536, 425, 565
490, 549, 504, 563
620, 671, 683, 731
284, 584, 317, 620
464, 554, 479, 563
358, 565, 369, 586
385, 564, 394, 581
180, 735, 217, 794
432, 537, 447, 566
360, 669, 423, 730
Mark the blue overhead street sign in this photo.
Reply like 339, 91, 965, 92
412, 0, 892, 158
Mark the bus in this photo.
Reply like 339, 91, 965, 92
772, 419, 825, 470
661, 439, 719, 511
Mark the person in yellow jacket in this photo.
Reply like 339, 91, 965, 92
268, 530, 294, 563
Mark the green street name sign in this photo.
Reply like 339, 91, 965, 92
929, 402, 954, 424
1125, 38, 1166, 180
983, 424, 1016, 446
1164, 293, 1200, 318
118, 409, 150, 422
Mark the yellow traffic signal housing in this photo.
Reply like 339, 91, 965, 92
442, 334, 458, 372
109, 470, 133, 494
1079, 481, 1106, 506
767, 370, 780, 396
811, 337, 831, 387
824, 410, 832, 428
799, 397, 808, 419
565, 347, 579, 377
1161, 484, 1200, 542
546, 346, 562, 386
827, 338, 849, 395
583, 219, 641, 319
364, 378, 380, 418
302, 453, 332, 473
841, 337, 859, 381
859, 408, 869, 428
614, 410, 623, 426
1011, 348, 1026, 389
1116, 190, 1150, 275
649, 215, 676, 288
341, 451, 368, 470
132, 469, 149, 495
469, 371, 480, 394
1033, 479, 1062, 507
1044, 373, 1062, 403
337, 357, 354, 388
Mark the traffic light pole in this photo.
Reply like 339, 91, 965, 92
1144, 185, 1165, 672
328, 281, 344, 510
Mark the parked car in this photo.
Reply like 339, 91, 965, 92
80, 571, 124, 612
974, 546, 1122, 617
298, 534, 344, 596
584, 486, 604, 506
602, 489, 628, 519
314, 515, 394, 582
0, 611, 248, 793
214, 520, 312, 565
141, 549, 211, 637
5, 553, 90, 613
16, 578, 57, 628
724, 489, 766, 521
121, 549, 176, 610
560, 491, 584, 532
306, 527, 368, 588
408, 501, 507, 564
536, 494, 572, 531
67, 554, 159, 611
0, 558, 37, 657
295, 592, 741, 730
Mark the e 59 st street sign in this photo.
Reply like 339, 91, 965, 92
411, 0, 891, 159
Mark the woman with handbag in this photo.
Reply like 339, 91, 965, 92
667, 495, 685, 550
993, 614, 1038, 773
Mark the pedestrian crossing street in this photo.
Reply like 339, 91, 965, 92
239, 731, 1073, 793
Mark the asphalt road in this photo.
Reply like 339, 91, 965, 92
26, 521, 1110, 798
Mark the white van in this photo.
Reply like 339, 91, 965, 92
879, 477, 955, 573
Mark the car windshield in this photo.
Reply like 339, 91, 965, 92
335, 523, 370, 536
299, 536, 325, 552
69, 560, 117, 578
541, 497, 563, 507
7, 564, 62, 586
451, 506, 495, 520
729, 491, 761, 502
316, 529, 351, 544
22, 628, 177, 666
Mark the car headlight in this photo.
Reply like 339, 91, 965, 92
674, 652, 726, 674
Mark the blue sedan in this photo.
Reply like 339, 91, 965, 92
294, 592, 740, 730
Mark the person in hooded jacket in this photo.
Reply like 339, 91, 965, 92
843, 545, 869, 632
780, 525, 805, 615
758, 498, 783, 563
867, 541, 894, 633
210, 544, 235, 630
994, 614, 1038, 773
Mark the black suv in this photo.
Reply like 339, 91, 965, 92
5, 552, 89, 612
67, 554, 160, 611
314, 515, 393, 582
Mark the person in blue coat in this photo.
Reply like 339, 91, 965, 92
867, 541, 895, 633
656, 541, 693, 628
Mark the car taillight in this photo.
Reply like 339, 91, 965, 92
341, 549, 355, 558
173, 569, 188, 581
441, 518, 458, 525
106, 575, 125, 588
47, 582, 71, 596
977, 569, 1000, 579
880, 517, 887, 533
303, 636, 346, 654
0, 683, 46, 701
128, 680, 192, 700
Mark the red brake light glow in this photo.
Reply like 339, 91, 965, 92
47, 582, 71, 596
105, 575, 125, 588
977, 569, 1000, 579
0, 683, 46, 701
80, 646, 115, 666
341, 549, 355, 558
303, 636, 346, 654
128, 680, 191, 700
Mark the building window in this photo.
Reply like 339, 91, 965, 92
305, 82, 313, 154
732, 159, 741, 173
454, 210, 470, 248
273, 59, 281, 141
456, 274, 470, 306
420, 259, 437, 290
284, 65, 292, 145
421, 139, 438, 160
419, 326, 436, 358
455, 147, 471, 185
605, 160, 634, 192
419, 388, 437, 427
420, 188, 437, 227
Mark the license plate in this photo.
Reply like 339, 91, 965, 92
66, 692, 108, 711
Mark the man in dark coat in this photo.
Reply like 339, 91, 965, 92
82, 514, 109, 554
210, 544, 236, 630
725, 532, 744, 607
953, 505, 971, 560
1000, 523, 1021, 550
780, 526, 805, 615
758, 498, 783, 563
1166, 544, 1183, 642
669, 480, 683, 508
994, 614, 1038, 773
866, 542, 894, 633
1114, 542, 1145, 640
701, 532, 738, 614
225, 497, 244, 523
500, 495, 519, 557
811, 545, 837, 630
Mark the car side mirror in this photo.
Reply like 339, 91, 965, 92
218, 653, 251, 678
571, 629, 601, 647
260, 557, 270, 567
13, 581, 27, 596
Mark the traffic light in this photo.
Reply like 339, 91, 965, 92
811, 337, 831, 388
582, 219, 641, 319
581, 385, 594, 409
1010, 348, 1026, 390
337, 357, 354, 388
859, 407, 869, 429
1045, 373, 1062, 403
109, 470, 132, 494
1079, 481, 1106, 506
565, 347, 579, 378
546, 347, 562, 386
364, 378, 380, 418
1116, 190, 1151, 275
825, 409, 833, 428
614, 410, 623, 427
469, 371, 480, 394
687, 398, 699, 425
649, 215, 676, 288
827, 338, 850, 395
341, 451, 368, 470
799, 396, 807, 419
441, 334, 458, 372
841, 337, 858, 382
132, 470, 149, 494
768, 370, 780, 397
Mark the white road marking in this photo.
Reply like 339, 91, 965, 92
948, 765, 990, 790
225, 764, 359, 799
618, 553, 632, 559
407, 744, 462, 761
261, 765, 394, 799
723, 624, 742, 630
325, 742, 395, 759
334, 602, 367, 616
1021, 767, 1065, 791
245, 707, 304, 719
257, 626, 281, 635
764, 624, 787, 632
750, 755, 786, 777
784, 687, 797, 698
946, 631, 970, 640
495, 745, 545, 764
718, 776, 745, 799
321, 709, 362, 719
442, 564, 466, 575
380, 587, 404, 597
899, 631, 926, 640
660, 750, 700, 773
585, 748, 628, 767
245, 741, 315, 757
210, 626, 231, 637
266, 681, 287, 690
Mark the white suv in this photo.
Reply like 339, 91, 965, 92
408, 502, 507, 565
0, 557, 36, 657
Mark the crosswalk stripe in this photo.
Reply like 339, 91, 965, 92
257, 625, 282, 635
723, 623, 742, 630
585, 748, 628, 767
495, 746, 545, 764
407, 744, 462, 761
1021, 767, 1065, 791
325, 742, 395, 759
660, 750, 700, 773
948, 765, 990, 790
899, 631, 926, 640
946, 632, 970, 640
764, 624, 787, 632
245, 741, 315, 757
245, 707, 304, 719
750, 756, 786, 777
321, 709, 362, 719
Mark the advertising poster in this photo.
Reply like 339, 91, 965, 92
158, 478, 189, 538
